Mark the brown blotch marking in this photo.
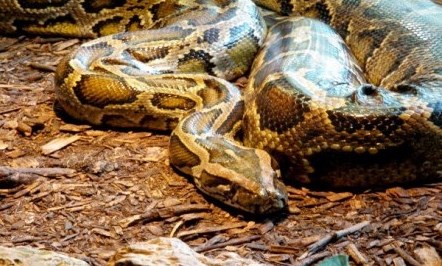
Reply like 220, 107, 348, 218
314, 2, 332, 24
140, 115, 179, 131
125, 16, 145, 32
366, 34, 420, 86
327, 0, 360, 38
280, 1, 294, 15
82, 0, 127, 13
127, 46, 170, 63
151, 93, 196, 110
257, 79, 311, 133
197, 80, 226, 107
15, 13, 77, 36
54, 54, 74, 88
17, 0, 68, 9
178, 49, 215, 75
327, 110, 404, 135
349, 27, 390, 72
73, 75, 138, 108
308, 140, 417, 187
35, 14, 75, 25
92, 16, 124, 36
148, 1, 185, 22
101, 114, 137, 128
216, 101, 244, 135
169, 135, 201, 168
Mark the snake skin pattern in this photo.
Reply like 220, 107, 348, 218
1, 0, 441, 213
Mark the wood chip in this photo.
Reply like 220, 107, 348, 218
346, 243, 369, 265
393, 256, 407, 266
194, 235, 260, 252
54, 39, 80, 51
59, 124, 91, 132
0, 140, 8, 150
41, 135, 81, 155
414, 246, 441, 266
91, 228, 114, 238
0, 167, 75, 178
326, 192, 353, 202
269, 244, 299, 254
12, 179, 43, 198
257, 220, 274, 234
177, 222, 247, 238
28, 62, 56, 72
393, 245, 422, 266
300, 220, 370, 259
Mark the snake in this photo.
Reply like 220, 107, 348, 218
1, 0, 441, 214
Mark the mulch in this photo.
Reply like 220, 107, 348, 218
0, 36, 441, 266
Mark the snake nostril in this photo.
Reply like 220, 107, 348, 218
360, 84, 378, 96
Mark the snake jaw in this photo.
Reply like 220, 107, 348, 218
197, 169, 288, 214
248, 149, 288, 214
194, 148, 288, 214
250, 176, 288, 214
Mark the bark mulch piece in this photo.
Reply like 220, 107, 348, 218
0, 36, 441, 266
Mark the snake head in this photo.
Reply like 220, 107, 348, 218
170, 135, 288, 214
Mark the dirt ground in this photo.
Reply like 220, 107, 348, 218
0, 36, 441, 266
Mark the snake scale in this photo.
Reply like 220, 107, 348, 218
1, 0, 441, 213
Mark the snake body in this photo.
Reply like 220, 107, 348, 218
2, 0, 441, 213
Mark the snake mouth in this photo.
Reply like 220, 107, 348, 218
245, 178, 288, 214
227, 180, 288, 214
197, 168, 288, 214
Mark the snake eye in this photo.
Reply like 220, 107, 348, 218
395, 84, 418, 95
270, 155, 280, 173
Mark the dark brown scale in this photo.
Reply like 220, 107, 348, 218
125, 16, 145, 32
54, 54, 75, 88
197, 80, 226, 106
151, 93, 196, 110
169, 135, 202, 168
126, 46, 171, 63
216, 101, 244, 135
73, 75, 139, 108
257, 78, 310, 133
139, 115, 180, 130
178, 49, 216, 75
92, 16, 125, 36
16, 0, 68, 9
82, 0, 128, 13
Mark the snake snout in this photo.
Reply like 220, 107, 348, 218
230, 150, 288, 214
255, 178, 288, 214
234, 180, 287, 214
195, 147, 288, 214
